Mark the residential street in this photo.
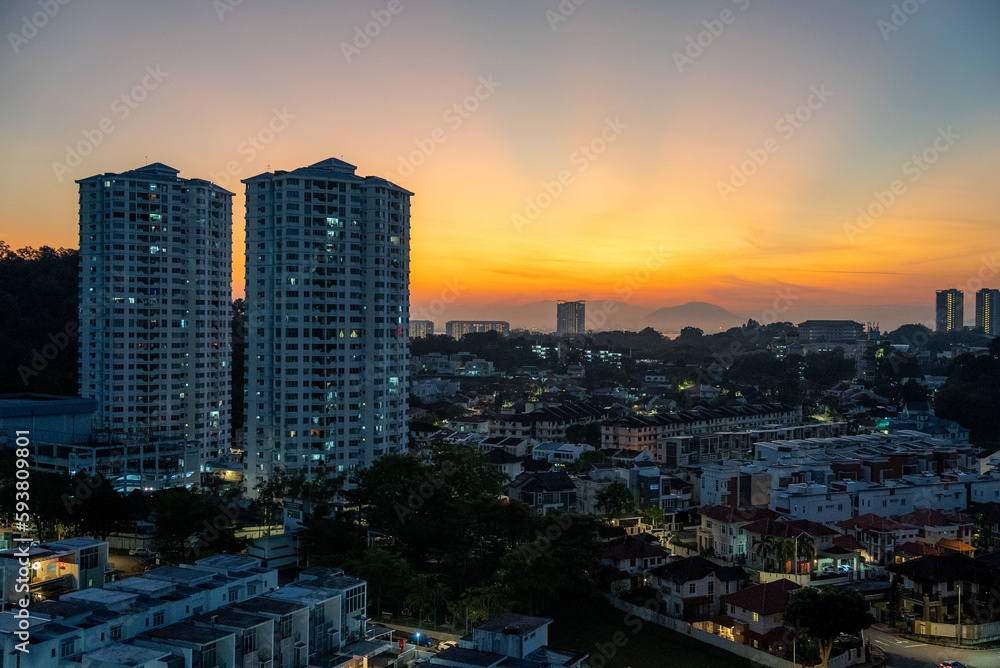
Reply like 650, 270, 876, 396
869, 627, 1000, 668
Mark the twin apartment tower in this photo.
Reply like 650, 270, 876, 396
77, 158, 411, 493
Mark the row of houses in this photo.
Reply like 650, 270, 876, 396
0, 543, 371, 668
696, 499, 997, 569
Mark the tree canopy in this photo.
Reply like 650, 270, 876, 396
595, 481, 635, 517
783, 587, 874, 668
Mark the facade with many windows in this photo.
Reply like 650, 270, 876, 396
76, 163, 232, 486
243, 158, 410, 491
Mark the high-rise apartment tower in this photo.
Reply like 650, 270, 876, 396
556, 300, 586, 336
935, 289, 964, 333
77, 163, 232, 484
243, 158, 410, 491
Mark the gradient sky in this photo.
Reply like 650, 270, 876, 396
2, 0, 998, 328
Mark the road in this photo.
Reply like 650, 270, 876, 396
869, 627, 1000, 668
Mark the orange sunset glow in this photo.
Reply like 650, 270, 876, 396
2, 1, 998, 330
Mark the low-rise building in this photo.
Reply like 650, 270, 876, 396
648, 556, 748, 621
0, 554, 285, 667
532, 442, 595, 464
836, 514, 918, 565
0, 537, 109, 609
230, 597, 310, 667
769, 482, 852, 524
423, 612, 587, 668
509, 472, 577, 513
697, 506, 778, 561
295, 567, 368, 644
600, 534, 670, 582
887, 553, 995, 624
719, 578, 801, 653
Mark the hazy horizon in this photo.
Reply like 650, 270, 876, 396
2, 1, 998, 312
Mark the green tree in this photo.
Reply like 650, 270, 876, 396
935, 352, 1000, 443
449, 585, 512, 634
347, 547, 414, 616
886, 575, 903, 621
28, 471, 74, 542
66, 472, 130, 540
565, 448, 608, 474
298, 513, 367, 567
795, 536, 816, 570
152, 487, 246, 561
641, 505, 663, 527
753, 535, 776, 571
773, 538, 794, 574
404, 573, 449, 624
0, 244, 80, 395
803, 349, 856, 387
900, 378, 929, 404
783, 587, 874, 668
595, 481, 635, 517
249, 468, 288, 533
972, 511, 996, 552
565, 422, 602, 448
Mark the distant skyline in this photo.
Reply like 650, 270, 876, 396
2, 1, 999, 327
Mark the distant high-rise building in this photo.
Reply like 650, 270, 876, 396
976, 288, 1000, 336
936, 289, 964, 333
243, 158, 410, 492
77, 163, 232, 483
795, 320, 865, 342
556, 300, 585, 336
445, 321, 509, 340
409, 320, 434, 338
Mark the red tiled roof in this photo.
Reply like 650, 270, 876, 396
742, 517, 837, 539
897, 541, 938, 557
721, 579, 801, 616
837, 513, 908, 532
833, 534, 865, 552
894, 508, 966, 527
936, 538, 975, 552
700, 505, 777, 524
604, 535, 670, 561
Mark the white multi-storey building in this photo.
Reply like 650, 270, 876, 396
243, 158, 410, 491
76, 163, 232, 485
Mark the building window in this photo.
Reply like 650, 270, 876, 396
79, 546, 99, 571
153, 611, 164, 625
60, 639, 76, 658
689, 583, 696, 594
202, 642, 218, 668
111, 625, 122, 640
229, 588, 239, 602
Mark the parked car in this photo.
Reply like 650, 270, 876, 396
410, 633, 434, 647
939, 662, 968, 668
129, 547, 159, 559
837, 565, 853, 573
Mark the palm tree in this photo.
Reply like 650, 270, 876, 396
795, 535, 816, 573
773, 538, 795, 574
754, 535, 776, 571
